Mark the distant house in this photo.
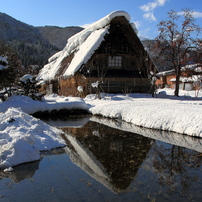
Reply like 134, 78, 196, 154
38, 11, 156, 97
156, 64, 202, 91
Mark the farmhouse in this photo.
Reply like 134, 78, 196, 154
156, 63, 202, 91
37, 11, 156, 97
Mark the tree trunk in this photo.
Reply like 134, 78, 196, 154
174, 71, 180, 97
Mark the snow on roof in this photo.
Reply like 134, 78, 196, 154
0, 56, 9, 70
0, 56, 8, 64
37, 11, 138, 81
157, 69, 175, 77
181, 63, 202, 71
20, 74, 33, 83
170, 75, 202, 82
64, 27, 109, 76
157, 63, 202, 77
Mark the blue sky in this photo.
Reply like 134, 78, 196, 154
1, 0, 202, 39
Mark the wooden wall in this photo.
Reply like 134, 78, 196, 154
47, 74, 152, 97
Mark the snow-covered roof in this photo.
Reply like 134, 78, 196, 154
157, 69, 175, 77
181, 63, 202, 72
157, 63, 202, 77
0, 56, 8, 70
0, 56, 8, 64
20, 74, 33, 83
170, 75, 202, 82
37, 11, 138, 81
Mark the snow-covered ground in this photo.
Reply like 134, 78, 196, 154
0, 88, 202, 170
86, 89, 202, 137
0, 94, 89, 114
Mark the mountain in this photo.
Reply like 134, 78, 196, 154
37, 26, 83, 49
0, 12, 82, 68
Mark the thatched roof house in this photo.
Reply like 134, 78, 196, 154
38, 11, 156, 96
156, 63, 202, 91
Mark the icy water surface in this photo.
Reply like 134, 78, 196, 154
1, 117, 202, 201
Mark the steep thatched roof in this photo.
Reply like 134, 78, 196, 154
37, 11, 138, 81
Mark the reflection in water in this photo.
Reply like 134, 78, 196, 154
0, 148, 65, 183
58, 117, 202, 199
0, 160, 40, 183
90, 116, 202, 153
61, 121, 153, 193
1, 117, 202, 201
151, 142, 202, 198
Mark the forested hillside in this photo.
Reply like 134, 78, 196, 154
0, 12, 82, 68
37, 26, 83, 49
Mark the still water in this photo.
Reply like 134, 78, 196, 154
1, 117, 202, 202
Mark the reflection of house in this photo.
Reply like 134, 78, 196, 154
38, 11, 156, 97
61, 121, 152, 193
156, 64, 202, 90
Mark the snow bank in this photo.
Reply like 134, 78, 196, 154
85, 92, 202, 137
0, 108, 66, 169
0, 94, 89, 114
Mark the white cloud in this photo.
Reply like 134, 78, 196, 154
140, 2, 158, 12
158, 0, 167, 6
140, 0, 168, 21
143, 12, 157, 21
193, 11, 202, 18
179, 11, 202, 18
140, 0, 167, 12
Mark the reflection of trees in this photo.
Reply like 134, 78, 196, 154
62, 121, 153, 192
152, 142, 202, 196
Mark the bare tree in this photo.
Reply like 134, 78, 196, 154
156, 9, 201, 96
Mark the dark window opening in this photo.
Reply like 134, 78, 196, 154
108, 56, 122, 69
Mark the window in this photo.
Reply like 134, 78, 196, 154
108, 56, 122, 69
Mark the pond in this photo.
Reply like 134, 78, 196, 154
1, 117, 202, 202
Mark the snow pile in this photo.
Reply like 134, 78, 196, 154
85, 92, 202, 137
0, 108, 66, 169
37, 11, 138, 81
